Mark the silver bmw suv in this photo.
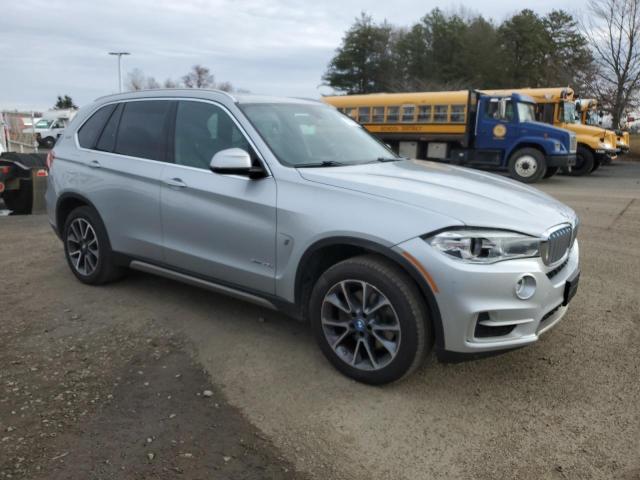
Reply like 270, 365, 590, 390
46, 89, 580, 384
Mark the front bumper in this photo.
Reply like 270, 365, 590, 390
395, 238, 580, 354
547, 153, 576, 168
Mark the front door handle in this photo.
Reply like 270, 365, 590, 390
88, 160, 101, 168
164, 177, 187, 188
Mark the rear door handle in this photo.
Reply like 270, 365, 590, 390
164, 177, 187, 188
88, 160, 101, 169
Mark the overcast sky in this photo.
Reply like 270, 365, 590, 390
1, 0, 584, 112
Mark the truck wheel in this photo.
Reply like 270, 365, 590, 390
543, 166, 559, 179
309, 254, 431, 385
41, 137, 56, 149
591, 158, 601, 172
508, 148, 547, 183
568, 146, 594, 176
63, 206, 126, 285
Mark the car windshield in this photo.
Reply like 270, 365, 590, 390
517, 102, 536, 123
239, 103, 398, 167
35, 119, 52, 128
562, 101, 579, 124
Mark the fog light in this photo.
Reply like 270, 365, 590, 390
515, 274, 536, 300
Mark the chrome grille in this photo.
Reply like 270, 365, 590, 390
544, 225, 573, 265
570, 135, 577, 153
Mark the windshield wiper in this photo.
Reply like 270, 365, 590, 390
376, 157, 402, 162
295, 161, 346, 168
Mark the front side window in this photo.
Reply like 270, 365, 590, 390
401, 105, 415, 122
433, 105, 448, 122
485, 100, 514, 122
517, 102, 536, 123
386, 106, 400, 122
115, 100, 173, 161
174, 101, 251, 170
77, 104, 117, 149
240, 103, 396, 167
35, 119, 53, 129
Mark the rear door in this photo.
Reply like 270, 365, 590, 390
160, 100, 277, 294
77, 99, 173, 261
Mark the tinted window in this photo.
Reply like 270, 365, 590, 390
174, 101, 251, 170
77, 104, 116, 149
115, 101, 172, 160
95, 103, 123, 152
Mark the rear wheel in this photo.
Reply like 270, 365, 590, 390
543, 166, 559, 179
568, 146, 594, 176
508, 148, 547, 183
309, 254, 431, 385
41, 136, 56, 149
63, 206, 125, 285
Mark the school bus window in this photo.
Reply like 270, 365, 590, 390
336, 107, 344, 114
417, 105, 432, 122
344, 107, 356, 119
401, 105, 416, 122
387, 106, 400, 122
372, 106, 385, 122
358, 107, 371, 123
434, 105, 448, 122
450, 105, 465, 123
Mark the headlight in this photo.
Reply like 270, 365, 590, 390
600, 142, 612, 149
427, 230, 540, 264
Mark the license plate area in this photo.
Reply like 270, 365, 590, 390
563, 270, 580, 306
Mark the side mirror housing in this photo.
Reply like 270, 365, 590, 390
209, 148, 266, 179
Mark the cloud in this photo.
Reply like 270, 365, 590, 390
0, 0, 581, 111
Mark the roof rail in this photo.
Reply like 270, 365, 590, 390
94, 88, 238, 103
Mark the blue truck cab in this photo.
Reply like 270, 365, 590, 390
455, 91, 576, 182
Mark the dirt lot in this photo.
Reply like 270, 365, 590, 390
1, 162, 639, 479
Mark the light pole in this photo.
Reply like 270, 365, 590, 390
108, 52, 130, 93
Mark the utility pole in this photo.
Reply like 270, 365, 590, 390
108, 52, 131, 93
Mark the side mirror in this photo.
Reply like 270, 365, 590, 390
209, 148, 265, 179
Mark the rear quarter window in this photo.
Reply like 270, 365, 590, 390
77, 104, 117, 149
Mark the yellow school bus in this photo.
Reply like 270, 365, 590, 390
576, 98, 630, 154
485, 87, 618, 175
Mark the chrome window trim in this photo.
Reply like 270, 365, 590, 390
73, 97, 272, 178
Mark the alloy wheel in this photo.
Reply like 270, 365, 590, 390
321, 280, 401, 371
66, 218, 99, 276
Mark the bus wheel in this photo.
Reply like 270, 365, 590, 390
508, 148, 546, 183
591, 158, 601, 172
568, 146, 594, 176
543, 166, 559, 179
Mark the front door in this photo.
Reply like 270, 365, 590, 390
474, 97, 517, 153
160, 100, 277, 294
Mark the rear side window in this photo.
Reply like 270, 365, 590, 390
77, 104, 117, 148
95, 103, 123, 152
115, 101, 173, 160
174, 101, 251, 170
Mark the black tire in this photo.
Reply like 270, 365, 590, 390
41, 137, 56, 149
543, 166, 559, 179
568, 146, 594, 176
2, 183, 32, 214
507, 148, 547, 183
591, 158, 601, 172
309, 254, 431, 385
62, 206, 125, 285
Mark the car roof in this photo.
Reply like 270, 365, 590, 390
94, 89, 323, 106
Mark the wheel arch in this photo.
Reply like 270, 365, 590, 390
294, 236, 445, 349
55, 192, 101, 236
507, 142, 548, 160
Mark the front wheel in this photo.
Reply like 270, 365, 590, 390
508, 148, 547, 183
309, 255, 431, 385
568, 146, 594, 176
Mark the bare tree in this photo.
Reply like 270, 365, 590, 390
216, 81, 234, 92
126, 68, 146, 91
583, 0, 640, 127
164, 78, 179, 88
182, 65, 214, 88
145, 77, 161, 89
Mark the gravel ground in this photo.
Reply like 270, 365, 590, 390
1, 162, 639, 479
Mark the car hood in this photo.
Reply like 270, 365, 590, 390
297, 160, 576, 237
